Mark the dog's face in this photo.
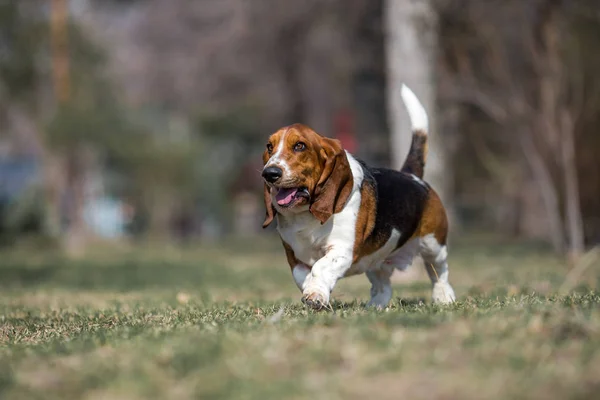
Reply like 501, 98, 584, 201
262, 124, 325, 210
261, 124, 353, 227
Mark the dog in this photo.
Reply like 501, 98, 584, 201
261, 84, 456, 310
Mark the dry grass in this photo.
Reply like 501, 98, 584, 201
0, 234, 599, 400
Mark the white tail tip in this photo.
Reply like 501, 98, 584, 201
401, 84, 429, 133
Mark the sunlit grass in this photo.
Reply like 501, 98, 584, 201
0, 234, 598, 399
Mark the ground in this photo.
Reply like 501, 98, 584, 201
0, 234, 599, 400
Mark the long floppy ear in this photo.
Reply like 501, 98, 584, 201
309, 138, 354, 224
262, 183, 276, 228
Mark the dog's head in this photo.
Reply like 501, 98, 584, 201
261, 124, 353, 227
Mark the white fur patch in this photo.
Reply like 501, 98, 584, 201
277, 152, 364, 266
432, 282, 456, 304
420, 234, 444, 262
411, 174, 427, 187
384, 237, 420, 271
350, 229, 402, 275
419, 234, 456, 304
401, 84, 428, 133
292, 265, 311, 290
276, 152, 364, 300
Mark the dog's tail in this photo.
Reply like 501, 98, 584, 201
400, 84, 429, 179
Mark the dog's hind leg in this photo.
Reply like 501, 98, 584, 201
420, 234, 456, 304
416, 189, 456, 304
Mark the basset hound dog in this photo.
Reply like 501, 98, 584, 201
261, 84, 456, 310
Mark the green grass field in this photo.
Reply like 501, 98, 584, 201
1, 234, 599, 400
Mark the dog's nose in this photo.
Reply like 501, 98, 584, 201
262, 166, 283, 183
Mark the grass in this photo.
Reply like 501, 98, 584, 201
0, 234, 599, 400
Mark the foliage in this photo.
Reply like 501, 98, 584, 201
0, 1, 45, 102
195, 104, 263, 146
41, 18, 209, 235
0, 186, 46, 246
193, 105, 264, 222
3, 0, 600, 245
45, 19, 142, 155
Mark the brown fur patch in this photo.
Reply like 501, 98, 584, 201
413, 188, 448, 244
309, 140, 353, 224
262, 123, 353, 225
263, 124, 327, 192
352, 182, 379, 262
262, 183, 276, 228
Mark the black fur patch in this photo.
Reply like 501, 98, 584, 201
401, 132, 427, 178
360, 163, 430, 250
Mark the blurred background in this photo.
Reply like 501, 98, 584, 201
1, 0, 599, 261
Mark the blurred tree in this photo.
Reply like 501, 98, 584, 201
46, 24, 204, 245
436, 0, 600, 260
84, 0, 388, 139
385, 0, 450, 209
53, 0, 600, 250
0, 1, 51, 243
1, 0, 209, 249
0, 1, 44, 104
79, 0, 386, 236
338, 0, 389, 164
385, 0, 458, 230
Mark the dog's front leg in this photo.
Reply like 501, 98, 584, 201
301, 249, 353, 310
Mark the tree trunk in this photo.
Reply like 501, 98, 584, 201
535, 0, 584, 259
64, 150, 90, 257
560, 109, 585, 265
384, 0, 451, 208
279, 22, 307, 125
148, 189, 173, 241
50, 0, 70, 103
519, 132, 565, 253
43, 153, 64, 238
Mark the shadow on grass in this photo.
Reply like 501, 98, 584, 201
329, 297, 428, 312
0, 260, 289, 292
397, 297, 427, 307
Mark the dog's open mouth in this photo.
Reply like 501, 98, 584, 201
275, 187, 309, 207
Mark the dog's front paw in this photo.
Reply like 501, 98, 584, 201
301, 289, 329, 311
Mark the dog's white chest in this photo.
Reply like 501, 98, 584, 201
276, 193, 361, 267
277, 214, 331, 265
275, 151, 364, 268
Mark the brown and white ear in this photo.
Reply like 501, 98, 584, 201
309, 138, 354, 224
262, 183, 276, 228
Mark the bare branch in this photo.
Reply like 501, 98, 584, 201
438, 79, 510, 124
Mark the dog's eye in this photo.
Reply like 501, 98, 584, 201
293, 142, 306, 152
266, 143, 273, 154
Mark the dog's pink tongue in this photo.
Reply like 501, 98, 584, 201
276, 188, 298, 205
